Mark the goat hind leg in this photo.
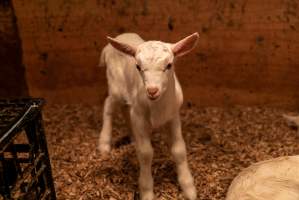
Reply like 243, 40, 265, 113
121, 104, 135, 144
98, 96, 117, 154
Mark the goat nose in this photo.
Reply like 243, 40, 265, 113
147, 87, 159, 96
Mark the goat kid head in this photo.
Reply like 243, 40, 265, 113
107, 33, 199, 101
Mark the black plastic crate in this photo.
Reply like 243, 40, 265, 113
0, 98, 56, 200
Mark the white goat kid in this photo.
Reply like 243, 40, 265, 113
226, 156, 299, 200
98, 32, 199, 200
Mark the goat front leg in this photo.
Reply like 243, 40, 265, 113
98, 96, 117, 154
169, 114, 197, 200
131, 110, 154, 200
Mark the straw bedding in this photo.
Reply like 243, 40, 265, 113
43, 104, 299, 200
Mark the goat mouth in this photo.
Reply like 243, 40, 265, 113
148, 95, 159, 101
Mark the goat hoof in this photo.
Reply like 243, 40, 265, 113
141, 191, 155, 200
183, 185, 197, 200
98, 143, 111, 155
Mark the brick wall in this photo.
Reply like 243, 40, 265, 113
10, 0, 299, 107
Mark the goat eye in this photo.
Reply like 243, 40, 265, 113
136, 64, 141, 71
166, 63, 172, 70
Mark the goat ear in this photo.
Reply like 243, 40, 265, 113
171, 32, 199, 57
107, 36, 137, 57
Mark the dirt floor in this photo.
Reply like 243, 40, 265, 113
43, 103, 299, 200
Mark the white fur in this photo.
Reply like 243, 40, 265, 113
227, 115, 299, 200
226, 156, 299, 200
98, 33, 198, 200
